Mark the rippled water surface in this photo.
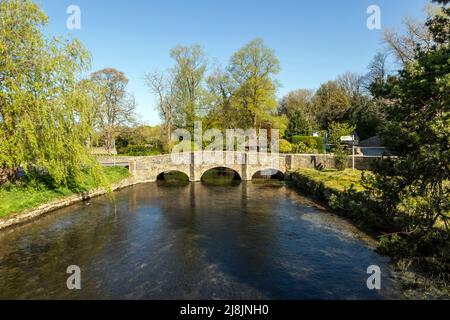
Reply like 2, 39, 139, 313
0, 182, 403, 299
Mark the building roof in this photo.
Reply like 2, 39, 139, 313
359, 135, 383, 148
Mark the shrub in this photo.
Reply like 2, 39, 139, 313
292, 141, 316, 154
291, 136, 325, 153
279, 139, 293, 153
334, 151, 349, 171
285, 111, 312, 140
119, 145, 162, 156
327, 122, 356, 152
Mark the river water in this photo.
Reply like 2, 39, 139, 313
0, 181, 403, 299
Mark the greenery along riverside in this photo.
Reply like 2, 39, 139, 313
0, 0, 448, 295
0, 167, 130, 219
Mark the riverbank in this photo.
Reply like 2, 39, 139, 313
286, 169, 450, 299
0, 167, 133, 231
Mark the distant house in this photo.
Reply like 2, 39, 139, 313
357, 135, 389, 156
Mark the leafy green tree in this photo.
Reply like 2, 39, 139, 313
313, 81, 351, 129
205, 66, 238, 129
228, 38, 280, 129
0, 0, 104, 187
327, 122, 356, 152
170, 45, 208, 132
336, 71, 382, 140
116, 125, 163, 149
285, 111, 312, 141
368, 0, 449, 232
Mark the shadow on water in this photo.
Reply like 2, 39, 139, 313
201, 167, 242, 187
156, 171, 190, 187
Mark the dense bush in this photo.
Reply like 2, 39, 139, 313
118, 145, 162, 156
327, 122, 356, 152
334, 151, 349, 171
292, 141, 316, 154
291, 136, 325, 153
279, 139, 293, 153
285, 111, 312, 140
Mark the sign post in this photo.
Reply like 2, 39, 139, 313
112, 139, 116, 167
352, 135, 355, 171
340, 136, 356, 171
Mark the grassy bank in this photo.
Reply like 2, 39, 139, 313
293, 168, 365, 192
287, 168, 396, 232
0, 167, 130, 219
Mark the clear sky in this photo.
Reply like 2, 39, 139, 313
38, 0, 429, 125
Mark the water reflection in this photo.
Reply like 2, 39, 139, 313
0, 182, 403, 299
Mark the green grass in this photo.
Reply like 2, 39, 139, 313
0, 167, 130, 219
296, 168, 366, 192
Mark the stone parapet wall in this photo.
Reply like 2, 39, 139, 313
123, 152, 383, 182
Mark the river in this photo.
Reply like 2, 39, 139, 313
0, 181, 403, 299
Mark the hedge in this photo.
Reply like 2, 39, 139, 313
291, 136, 325, 154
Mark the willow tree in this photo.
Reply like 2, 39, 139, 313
0, 0, 104, 187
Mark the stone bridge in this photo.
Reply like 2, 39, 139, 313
108, 151, 380, 183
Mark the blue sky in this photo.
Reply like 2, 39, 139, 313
38, 0, 429, 125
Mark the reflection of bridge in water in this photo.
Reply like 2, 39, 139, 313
98, 152, 379, 183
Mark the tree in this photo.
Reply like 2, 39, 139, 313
327, 122, 356, 152
364, 52, 397, 99
278, 89, 316, 125
336, 72, 364, 98
285, 111, 312, 141
312, 81, 351, 129
205, 65, 238, 129
170, 45, 208, 132
145, 70, 175, 151
91, 68, 136, 153
0, 0, 103, 187
227, 38, 280, 129
368, 0, 449, 233
383, 16, 434, 66
115, 125, 163, 154
336, 71, 384, 140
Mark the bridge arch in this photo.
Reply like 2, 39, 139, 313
200, 167, 242, 182
156, 170, 190, 182
251, 168, 285, 180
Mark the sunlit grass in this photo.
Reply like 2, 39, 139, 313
0, 167, 130, 218
296, 168, 367, 192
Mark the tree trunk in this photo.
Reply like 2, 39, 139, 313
0, 166, 19, 185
